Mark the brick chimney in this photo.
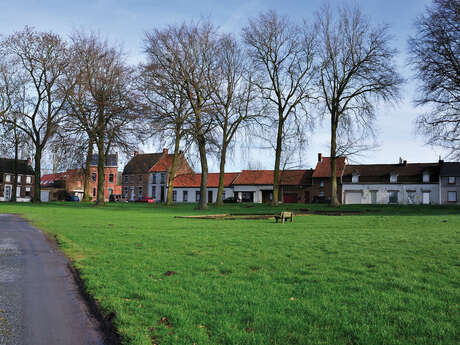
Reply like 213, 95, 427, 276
318, 153, 322, 162
27, 157, 31, 166
134, 151, 139, 157
163, 148, 168, 154
403, 160, 407, 167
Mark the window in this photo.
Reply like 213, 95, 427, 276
26, 176, 31, 184
108, 188, 113, 196
123, 186, 128, 197
151, 185, 156, 198
129, 175, 134, 183
195, 191, 200, 201
407, 191, 416, 204
25, 187, 31, 197
423, 172, 430, 183
16, 186, 21, 196
17, 175, 22, 184
0, 174, 3, 183
124, 175, 128, 183
370, 190, 377, 204
447, 191, 457, 202
92, 172, 97, 182
319, 190, 325, 197
448, 176, 456, 184
92, 188, 96, 197
160, 173, 166, 184
352, 174, 359, 183
183, 190, 188, 202
319, 180, 324, 187
138, 186, 143, 198
390, 174, 397, 183
172, 190, 177, 202
138, 175, 143, 184
109, 173, 114, 183
389, 191, 398, 203
5, 174, 10, 182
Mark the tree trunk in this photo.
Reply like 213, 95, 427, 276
166, 135, 181, 206
83, 139, 93, 202
11, 133, 19, 203
330, 115, 339, 206
216, 142, 228, 207
197, 134, 208, 210
272, 118, 284, 206
32, 149, 41, 203
96, 141, 105, 206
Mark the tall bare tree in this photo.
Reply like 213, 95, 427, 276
140, 45, 193, 206
65, 32, 142, 206
409, 0, 460, 159
316, 4, 402, 206
210, 34, 258, 206
1, 27, 70, 202
144, 21, 220, 210
243, 10, 316, 206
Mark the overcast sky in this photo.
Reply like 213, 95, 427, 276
0, 0, 445, 171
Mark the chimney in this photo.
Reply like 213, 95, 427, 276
134, 151, 139, 157
27, 157, 31, 166
163, 148, 168, 154
179, 150, 183, 154
438, 155, 444, 164
318, 153, 322, 162
403, 160, 407, 167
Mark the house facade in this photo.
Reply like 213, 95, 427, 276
341, 162, 440, 205
311, 154, 346, 203
439, 162, 460, 204
0, 158, 35, 202
122, 149, 193, 201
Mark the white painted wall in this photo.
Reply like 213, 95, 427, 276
342, 184, 440, 204
233, 185, 273, 203
171, 187, 234, 203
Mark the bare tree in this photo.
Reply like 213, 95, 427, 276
409, 0, 460, 159
316, 4, 402, 206
140, 44, 193, 206
210, 34, 258, 206
243, 10, 316, 206
1, 27, 70, 202
144, 21, 220, 210
65, 32, 142, 206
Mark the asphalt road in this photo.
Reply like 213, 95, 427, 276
0, 214, 107, 345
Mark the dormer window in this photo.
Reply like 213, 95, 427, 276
423, 172, 430, 183
448, 176, 456, 184
352, 173, 359, 183
390, 173, 397, 183
319, 180, 324, 187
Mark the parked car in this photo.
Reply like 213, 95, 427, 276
223, 197, 237, 203
135, 197, 155, 203
65, 195, 80, 202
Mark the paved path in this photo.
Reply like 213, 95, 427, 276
0, 214, 107, 345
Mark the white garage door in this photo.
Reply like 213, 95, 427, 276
345, 191, 362, 204
40, 190, 50, 202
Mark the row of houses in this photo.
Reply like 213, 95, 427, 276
1, 150, 459, 204
121, 150, 460, 205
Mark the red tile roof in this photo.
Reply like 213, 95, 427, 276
41, 172, 67, 187
149, 154, 175, 172
173, 172, 240, 188
232, 170, 312, 185
312, 157, 347, 178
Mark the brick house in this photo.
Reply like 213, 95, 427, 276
0, 158, 35, 202
311, 154, 347, 203
40, 153, 120, 202
122, 149, 193, 201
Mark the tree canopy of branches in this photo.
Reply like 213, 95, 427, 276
144, 21, 220, 210
1, 27, 70, 202
409, 0, 460, 159
243, 10, 316, 206
316, 4, 402, 206
65, 32, 142, 206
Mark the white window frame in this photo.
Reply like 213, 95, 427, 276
5, 174, 11, 182
183, 190, 188, 202
172, 190, 177, 202
196, 191, 200, 201
390, 174, 397, 183
17, 175, 22, 184
352, 174, 359, 183
25, 187, 31, 196
26, 176, 31, 184
448, 176, 456, 184
447, 191, 457, 202
423, 172, 430, 183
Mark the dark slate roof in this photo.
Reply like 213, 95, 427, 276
343, 163, 440, 183
0, 158, 34, 175
123, 153, 164, 174
440, 162, 460, 176
90, 154, 118, 167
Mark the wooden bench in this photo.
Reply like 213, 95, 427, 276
274, 211, 294, 223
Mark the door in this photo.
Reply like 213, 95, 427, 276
345, 191, 362, 204
262, 190, 272, 203
40, 190, 50, 202
4, 185, 11, 201
370, 191, 377, 204
160, 186, 165, 202
422, 191, 430, 205
208, 190, 213, 203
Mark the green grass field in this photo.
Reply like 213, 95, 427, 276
0, 202, 459, 345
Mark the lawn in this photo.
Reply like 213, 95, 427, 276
0, 202, 459, 345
